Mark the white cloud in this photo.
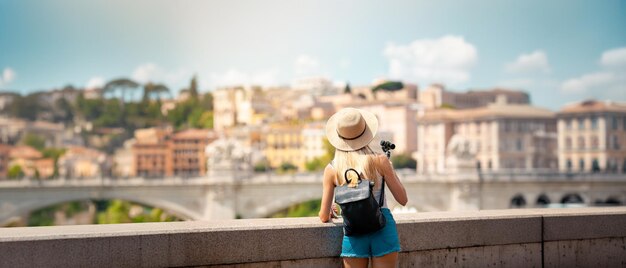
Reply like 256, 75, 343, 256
294, 54, 320, 76
0, 68, 16, 87
560, 47, 626, 100
505, 50, 550, 74
131, 63, 191, 88
560, 72, 617, 94
85, 76, 105, 89
600, 47, 626, 67
383, 35, 478, 85
204, 69, 280, 88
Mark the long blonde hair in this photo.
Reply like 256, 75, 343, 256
333, 145, 379, 187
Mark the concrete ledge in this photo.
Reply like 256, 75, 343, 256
1, 207, 626, 267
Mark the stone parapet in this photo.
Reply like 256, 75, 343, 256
1, 207, 625, 267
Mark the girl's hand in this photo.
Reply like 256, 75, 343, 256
330, 204, 339, 218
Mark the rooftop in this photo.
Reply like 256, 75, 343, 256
558, 99, 626, 114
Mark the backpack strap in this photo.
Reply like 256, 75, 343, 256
379, 177, 385, 208
344, 168, 361, 184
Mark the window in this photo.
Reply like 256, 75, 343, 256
565, 137, 572, 149
566, 159, 572, 170
591, 136, 599, 149
578, 136, 585, 149
565, 119, 572, 130
516, 139, 523, 151
591, 116, 598, 129
611, 116, 618, 130
578, 118, 585, 130
579, 159, 585, 171
612, 135, 620, 150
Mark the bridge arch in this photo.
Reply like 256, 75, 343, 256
510, 194, 527, 208
560, 193, 585, 204
4, 194, 200, 225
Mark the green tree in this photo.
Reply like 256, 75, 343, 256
189, 75, 199, 100
391, 153, 417, 169
344, 82, 352, 94
7, 165, 24, 179
278, 162, 298, 173
253, 159, 271, 172
21, 133, 46, 151
103, 78, 140, 103
271, 199, 322, 218
305, 138, 335, 172
372, 81, 404, 93
97, 199, 132, 224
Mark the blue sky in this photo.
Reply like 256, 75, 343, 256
0, 0, 625, 109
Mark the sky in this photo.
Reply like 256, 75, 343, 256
0, 0, 625, 109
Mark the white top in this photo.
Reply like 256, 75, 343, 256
330, 162, 388, 209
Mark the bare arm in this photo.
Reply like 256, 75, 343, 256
319, 164, 337, 222
377, 155, 408, 206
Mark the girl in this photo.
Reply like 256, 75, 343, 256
319, 107, 408, 268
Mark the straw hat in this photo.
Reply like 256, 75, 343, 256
325, 107, 378, 151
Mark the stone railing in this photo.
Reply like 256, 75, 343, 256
1, 207, 625, 267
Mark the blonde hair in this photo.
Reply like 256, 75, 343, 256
333, 145, 379, 187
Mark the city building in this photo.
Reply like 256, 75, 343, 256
213, 86, 274, 130
301, 122, 327, 163
132, 128, 173, 177
415, 102, 557, 174
131, 128, 216, 177
112, 139, 135, 178
57, 146, 107, 179
0, 144, 11, 179
419, 84, 530, 110
0, 92, 18, 111
556, 100, 626, 173
353, 101, 421, 154
292, 77, 336, 96
262, 123, 305, 170
8, 145, 55, 178
171, 129, 216, 176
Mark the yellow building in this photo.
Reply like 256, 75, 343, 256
557, 100, 626, 172
58, 146, 107, 179
262, 123, 305, 170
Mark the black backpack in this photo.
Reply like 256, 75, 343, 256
334, 168, 386, 236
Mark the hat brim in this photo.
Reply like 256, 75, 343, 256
325, 108, 379, 151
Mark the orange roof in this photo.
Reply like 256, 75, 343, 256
9, 146, 42, 160
558, 100, 626, 115
172, 129, 213, 140
64, 146, 104, 159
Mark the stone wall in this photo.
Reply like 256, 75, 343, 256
1, 207, 625, 267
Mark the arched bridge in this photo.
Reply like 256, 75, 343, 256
1, 171, 625, 225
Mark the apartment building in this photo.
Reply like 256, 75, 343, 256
58, 146, 107, 178
415, 103, 557, 174
557, 100, 626, 172
132, 128, 173, 177
132, 128, 215, 177
263, 123, 305, 170
213, 86, 273, 130
419, 84, 530, 110
301, 122, 327, 163
171, 129, 216, 176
